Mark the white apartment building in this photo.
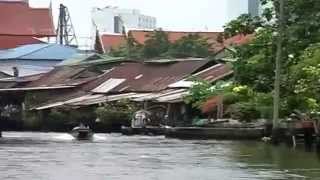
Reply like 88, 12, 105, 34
92, 6, 157, 34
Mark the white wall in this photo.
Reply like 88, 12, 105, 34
92, 7, 157, 34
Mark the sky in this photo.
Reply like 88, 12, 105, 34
29, 0, 233, 47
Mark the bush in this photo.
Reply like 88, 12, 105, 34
46, 109, 70, 131
95, 107, 132, 126
226, 102, 260, 122
23, 111, 42, 131
95, 100, 139, 126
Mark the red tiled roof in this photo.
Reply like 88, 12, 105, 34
100, 30, 224, 52
129, 30, 221, 45
0, 1, 55, 36
0, 35, 44, 49
223, 34, 254, 47
100, 34, 126, 52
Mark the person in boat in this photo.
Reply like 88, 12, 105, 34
131, 110, 151, 128
72, 123, 89, 131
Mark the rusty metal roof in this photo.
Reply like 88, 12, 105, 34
194, 63, 233, 82
85, 59, 210, 93
26, 66, 100, 88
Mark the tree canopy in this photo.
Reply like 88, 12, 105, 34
109, 30, 215, 59
185, 0, 320, 120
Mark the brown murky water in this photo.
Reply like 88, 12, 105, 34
0, 132, 320, 180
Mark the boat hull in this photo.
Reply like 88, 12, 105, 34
70, 129, 93, 140
165, 127, 265, 140
121, 126, 165, 136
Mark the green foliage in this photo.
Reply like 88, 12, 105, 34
223, 0, 320, 117
46, 109, 69, 127
109, 32, 143, 59
95, 107, 131, 125
143, 29, 170, 58
95, 100, 138, 126
43, 108, 96, 131
109, 29, 214, 59
185, 78, 273, 121
226, 102, 260, 122
224, 14, 263, 38
23, 111, 42, 131
287, 43, 320, 113
184, 80, 233, 108
167, 34, 212, 58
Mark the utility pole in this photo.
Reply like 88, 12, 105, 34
273, 0, 285, 134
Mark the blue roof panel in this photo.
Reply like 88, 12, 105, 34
0, 44, 50, 59
20, 44, 78, 60
0, 43, 78, 61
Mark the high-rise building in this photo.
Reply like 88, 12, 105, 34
248, 0, 260, 17
92, 6, 157, 34
227, 0, 261, 21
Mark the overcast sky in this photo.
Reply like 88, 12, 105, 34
29, 0, 230, 47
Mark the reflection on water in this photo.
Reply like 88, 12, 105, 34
0, 132, 320, 180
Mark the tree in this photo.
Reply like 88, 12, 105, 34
222, 0, 320, 117
168, 34, 212, 58
142, 29, 170, 58
109, 31, 143, 59
223, 14, 263, 38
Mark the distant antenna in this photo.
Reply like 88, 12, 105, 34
56, 4, 78, 47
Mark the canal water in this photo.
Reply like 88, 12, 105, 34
0, 132, 320, 180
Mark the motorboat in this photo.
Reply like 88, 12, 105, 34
70, 125, 93, 140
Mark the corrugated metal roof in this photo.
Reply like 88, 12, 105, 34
0, 43, 78, 60
194, 63, 233, 82
21, 44, 77, 60
57, 53, 96, 66
0, 86, 75, 92
132, 89, 187, 102
92, 78, 126, 93
106, 93, 150, 102
25, 66, 101, 88
0, 65, 53, 77
84, 59, 209, 93
34, 102, 65, 110
32, 93, 150, 109
168, 80, 194, 88
155, 90, 188, 103
0, 44, 49, 59
0, 73, 43, 83
67, 94, 107, 106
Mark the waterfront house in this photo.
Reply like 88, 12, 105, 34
17, 58, 233, 126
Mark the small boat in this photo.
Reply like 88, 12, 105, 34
70, 125, 93, 140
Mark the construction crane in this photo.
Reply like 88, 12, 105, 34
56, 4, 78, 47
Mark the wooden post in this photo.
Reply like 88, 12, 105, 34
166, 104, 171, 126
272, 0, 285, 144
